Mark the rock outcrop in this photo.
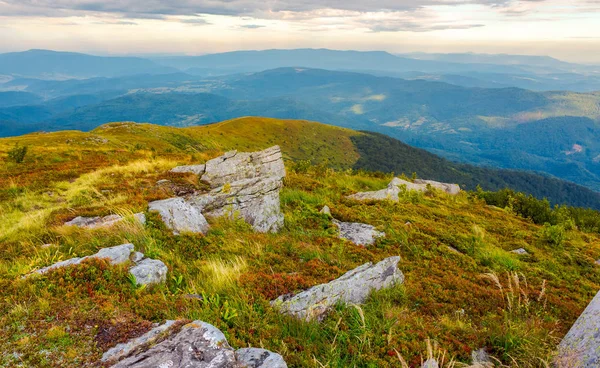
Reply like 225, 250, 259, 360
65, 213, 145, 229
555, 290, 600, 367
154, 146, 286, 234
347, 177, 460, 202
271, 256, 403, 321
333, 219, 385, 246
30, 244, 167, 286
170, 164, 206, 175
148, 197, 209, 235
103, 320, 287, 368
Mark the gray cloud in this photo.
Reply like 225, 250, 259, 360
368, 21, 485, 32
179, 17, 210, 25
240, 24, 265, 29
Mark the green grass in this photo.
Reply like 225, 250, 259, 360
1, 119, 600, 367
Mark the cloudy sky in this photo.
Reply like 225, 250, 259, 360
0, 0, 599, 62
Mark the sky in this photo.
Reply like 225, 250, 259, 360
0, 0, 599, 63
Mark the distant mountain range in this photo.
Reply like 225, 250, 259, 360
0, 49, 599, 195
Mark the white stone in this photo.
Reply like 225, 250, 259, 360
148, 197, 209, 235
129, 258, 168, 286
236, 348, 288, 368
333, 219, 385, 246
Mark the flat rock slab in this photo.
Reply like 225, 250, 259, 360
347, 177, 460, 202
149, 197, 209, 235
106, 320, 288, 368
34, 243, 134, 275
65, 213, 146, 229
556, 290, 600, 367
333, 219, 385, 246
272, 256, 403, 321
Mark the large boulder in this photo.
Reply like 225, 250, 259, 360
105, 320, 288, 368
148, 197, 209, 235
65, 213, 145, 229
201, 146, 285, 188
190, 176, 284, 233
333, 219, 385, 246
555, 290, 600, 367
33, 243, 134, 275
271, 256, 404, 321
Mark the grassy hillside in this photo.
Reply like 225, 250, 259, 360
1, 117, 599, 367
1, 117, 599, 210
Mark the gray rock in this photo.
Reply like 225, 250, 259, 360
102, 320, 178, 363
272, 256, 403, 321
422, 359, 439, 368
471, 348, 491, 366
413, 179, 461, 195
236, 348, 287, 368
320, 206, 331, 215
131, 251, 145, 263
65, 213, 145, 229
333, 219, 385, 246
347, 177, 461, 202
201, 146, 285, 188
148, 197, 209, 235
34, 243, 134, 275
556, 290, 600, 367
156, 179, 171, 186
111, 321, 238, 368
170, 164, 206, 176
511, 248, 529, 255
191, 176, 284, 233
129, 258, 168, 286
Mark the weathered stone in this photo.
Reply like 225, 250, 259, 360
170, 164, 206, 176
65, 213, 145, 229
156, 179, 171, 186
272, 256, 403, 321
131, 251, 145, 263
148, 197, 209, 235
413, 179, 461, 195
190, 176, 284, 233
236, 348, 287, 368
347, 177, 461, 202
333, 219, 385, 246
129, 258, 168, 286
201, 146, 285, 188
511, 248, 529, 255
102, 320, 178, 363
34, 243, 134, 275
320, 205, 331, 215
556, 290, 600, 367
471, 348, 492, 366
111, 321, 238, 368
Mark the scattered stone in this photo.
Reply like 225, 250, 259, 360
201, 146, 285, 188
148, 197, 209, 235
272, 256, 403, 321
447, 246, 461, 254
511, 248, 528, 255
320, 205, 331, 215
33, 243, 134, 275
413, 179, 461, 195
333, 219, 385, 246
347, 177, 460, 202
422, 358, 439, 368
101, 320, 178, 363
41, 243, 54, 248
156, 179, 171, 186
236, 348, 288, 368
471, 348, 492, 366
131, 251, 145, 263
184, 294, 204, 301
405, 221, 412, 226
556, 290, 600, 367
111, 321, 237, 368
129, 258, 168, 286
170, 164, 206, 176
65, 213, 145, 229
595, 259, 600, 266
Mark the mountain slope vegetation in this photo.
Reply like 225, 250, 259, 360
1, 117, 599, 367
